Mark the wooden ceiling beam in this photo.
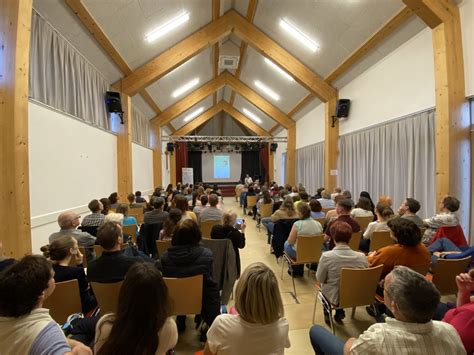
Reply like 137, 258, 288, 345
269, 124, 280, 135
226, 73, 294, 129
113, 12, 234, 96
172, 103, 224, 136
325, 7, 415, 83
152, 72, 227, 126
287, 93, 316, 117
221, 102, 270, 136
402, 0, 455, 28
231, 11, 336, 102
65, 0, 164, 120
229, 0, 258, 105
212, 0, 220, 106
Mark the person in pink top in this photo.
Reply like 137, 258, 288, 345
443, 268, 474, 354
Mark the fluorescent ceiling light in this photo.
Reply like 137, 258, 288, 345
145, 12, 190, 43
254, 80, 280, 101
171, 78, 200, 98
183, 107, 204, 122
279, 19, 319, 52
243, 108, 263, 124
264, 58, 294, 81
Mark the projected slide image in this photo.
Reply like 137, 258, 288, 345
214, 155, 230, 179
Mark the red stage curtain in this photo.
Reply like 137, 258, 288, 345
260, 144, 269, 184
175, 142, 188, 184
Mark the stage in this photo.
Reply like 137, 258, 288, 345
202, 182, 238, 197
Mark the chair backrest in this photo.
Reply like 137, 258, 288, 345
431, 256, 472, 295
339, 265, 384, 308
164, 275, 203, 315
314, 218, 326, 228
259, 203, 273, 218
246, 195, 257, 208
406, 263, 431, 276
78, 247, 87, 268
348, 232, 362, 251
295, 235, 325, 264
128, 207, 144, 225
200, 220, 221, 239
155, 239, 172, 257
91, 281, 123, 315
354, 216, 374, 231
122, 224, 137, 243
44, 279, 82, 324
369, 231, 394, 252
94, 245, 104, 257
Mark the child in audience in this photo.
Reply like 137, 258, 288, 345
94, 262, 177, 355
423, 196, 460, 245
204, 262, 290, 355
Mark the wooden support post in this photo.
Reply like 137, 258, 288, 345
324, 97, 338, 191
116, 94, 133, 201
0, 0, 33, 257
170, 153, 177, 186
286, 125, 296, 186
268, 143, 274, 183
151, 123, 162, 188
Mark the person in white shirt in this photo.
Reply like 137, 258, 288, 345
422, 195, 460, 245
204, 262, 290, 355
244, 174, 253, 186
318, 190, 336, 209
350, 197, 374, 218
360, 203, 394, 253
309, 266, 465, 355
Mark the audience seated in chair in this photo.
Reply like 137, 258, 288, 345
160, 220, 220, 332
94, 262, 177, 355
174, 194, 197, 222
359, 191, 375, 215
159, 208, 182, 242
397, 197, 424, 228
108, 192, 120, 209
41, 236, 97, 314
126, 193, 143, 209
310, 199, 325, 219
309, 266, 465, 354
368, 218, 431, 279
144, 197, 169, 225
262, 196, 298, 242
49, 211, 96, 261
422, 195, 460, 245
115, 204, 139, 235
81, 199, 105, 227
0, 255, 92, 354
204, 262, 290, 355
199, 194, 223, 223
428, 238, 474, 268
317, 190, 335, 209
100, 198, 111, 216
325, 199, 361, 250
350, 197, 374, 218
324, 195, 347, 221
210, 211, 246, 276
359, 203, 394, 253
134, 190, 146, 204
0, 241, 15, 272
193, 195, 208, 219
317, 221, 368, 324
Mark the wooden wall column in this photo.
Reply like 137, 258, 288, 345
151, 123, 162, 187
170, 152, 177, 186
286, 125, 296, 186
117, 94, 133, 200
403, 0, 470, 232
324, 96, 339, 191
0, 0, 33, 257
268, 143, 274, 183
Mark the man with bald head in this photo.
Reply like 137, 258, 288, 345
49, 211, 96, 258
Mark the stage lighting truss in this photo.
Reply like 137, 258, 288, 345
163, 136, 288, 143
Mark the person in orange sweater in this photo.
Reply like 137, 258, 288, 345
368, 217, 431, 279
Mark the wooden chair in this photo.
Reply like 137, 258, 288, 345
44, 280, 82, 324
348, 232, 362, 251
281, 235, 325, 302
122, 224, 137, 244
91, 281, 123, 315
129, 207, 144, 225
164, 275, 203, 316
79, 247, 87, 268
314, 217, 327, 228
354, 216, 374, 231
429, 256, 472, 295
407, 263, 431, 276
369, 231, 394, 252
235, 186, 243, 202
200, 220, 221, 239
258, 203, 273, 231
155, 239, 172, 258
313, 265, 384, 334
244, 195, 257, 214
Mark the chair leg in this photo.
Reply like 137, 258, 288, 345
312, 291, 318, 324
329, 307, 335, 335
280, 257, 286, 279
290, 265, 299, 303
351, 307, 356, 319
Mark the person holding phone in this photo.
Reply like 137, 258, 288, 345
210, 211, 246, 276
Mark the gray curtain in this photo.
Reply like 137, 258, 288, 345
132, 106, 151, 148
296, 141, 324, 195
338, 109, 436, 218
29, 11, 110, 129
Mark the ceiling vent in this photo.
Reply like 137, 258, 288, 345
219, 55, 239, 69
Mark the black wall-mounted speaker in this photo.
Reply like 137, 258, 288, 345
335, 99, 351, 118
166, 143, 174, 152
270, 143, 278, 152
105, 91, 123, 113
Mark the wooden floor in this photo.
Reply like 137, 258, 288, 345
175, 197, 377, 354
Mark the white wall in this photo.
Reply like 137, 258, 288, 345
296, 103, 325, 148
132, 143, 153, 196
460, 0, 474, 97
29, 101, 117, 252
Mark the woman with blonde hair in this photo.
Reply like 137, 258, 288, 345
204, 262, 290, 354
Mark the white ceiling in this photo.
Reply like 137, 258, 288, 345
32, 0, 427, 133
